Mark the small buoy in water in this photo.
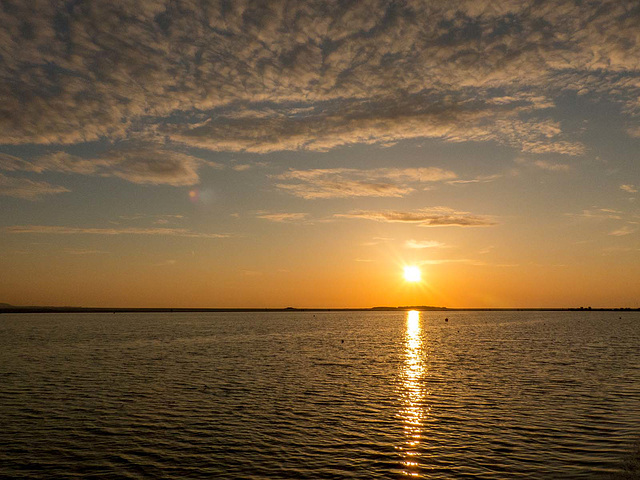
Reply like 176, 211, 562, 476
445, 318, 448, 322
341, 339, 344, 343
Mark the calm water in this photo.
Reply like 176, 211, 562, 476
0, 311, 639, 479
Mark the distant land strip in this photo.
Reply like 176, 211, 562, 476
0, 304, 638, 314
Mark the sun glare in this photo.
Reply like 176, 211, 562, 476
404, 266, 421, 282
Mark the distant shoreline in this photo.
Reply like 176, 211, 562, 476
1, 306, 638, 314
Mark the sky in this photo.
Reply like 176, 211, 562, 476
0, 0, 638, 308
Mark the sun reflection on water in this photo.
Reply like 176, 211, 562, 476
399, 310, 427, 477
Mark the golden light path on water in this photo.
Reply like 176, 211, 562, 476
399, 310, 428, 477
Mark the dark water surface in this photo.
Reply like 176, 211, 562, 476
1, 311, 639, 479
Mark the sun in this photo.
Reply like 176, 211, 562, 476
403, 265, 421, 282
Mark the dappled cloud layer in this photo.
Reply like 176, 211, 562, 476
1, 0, 639, 161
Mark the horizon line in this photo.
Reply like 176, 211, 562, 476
1, 305, 638, 314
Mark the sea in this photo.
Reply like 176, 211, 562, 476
0, 310, 638, 479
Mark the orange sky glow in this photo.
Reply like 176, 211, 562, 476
0, 1, 638, 308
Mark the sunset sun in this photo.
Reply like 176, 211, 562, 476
403, 266, 421, 282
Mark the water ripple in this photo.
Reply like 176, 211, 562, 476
0, 311, 639, 478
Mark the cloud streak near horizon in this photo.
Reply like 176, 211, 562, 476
6, 225, 230, 238
336, 207, 496, 227
274, 167, 456, 199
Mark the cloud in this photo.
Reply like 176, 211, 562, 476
570, 208, 623, 220
569, 207, 639, 237
420, 258, 478, 265
256, 212, 309, 222
102, 149, 205, 186
609, 226, 636, 236
231, 161, 268, 172
2, 1, 638, 154
0, 173, 69, 200
448, 174, 504, 185
115, 213, 184, 225
6, 225, 229, 238
515, 157, 571, 171
0, 153, 42, 172
336, 207, 496, 227
532, 160, 571, 172
153, 259, 177, 267
276, 181, 411, 200
361, 237, 393, 246
419, 258, 519, 267
479, 246, 495, 255
35, 152, 108, 175
621, 184, 638, 193
1, 147, 217, 186
274, 167, 455, 199
232, 164, 252, 172
405, 240, 448, 249
66, 249, 110, 255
